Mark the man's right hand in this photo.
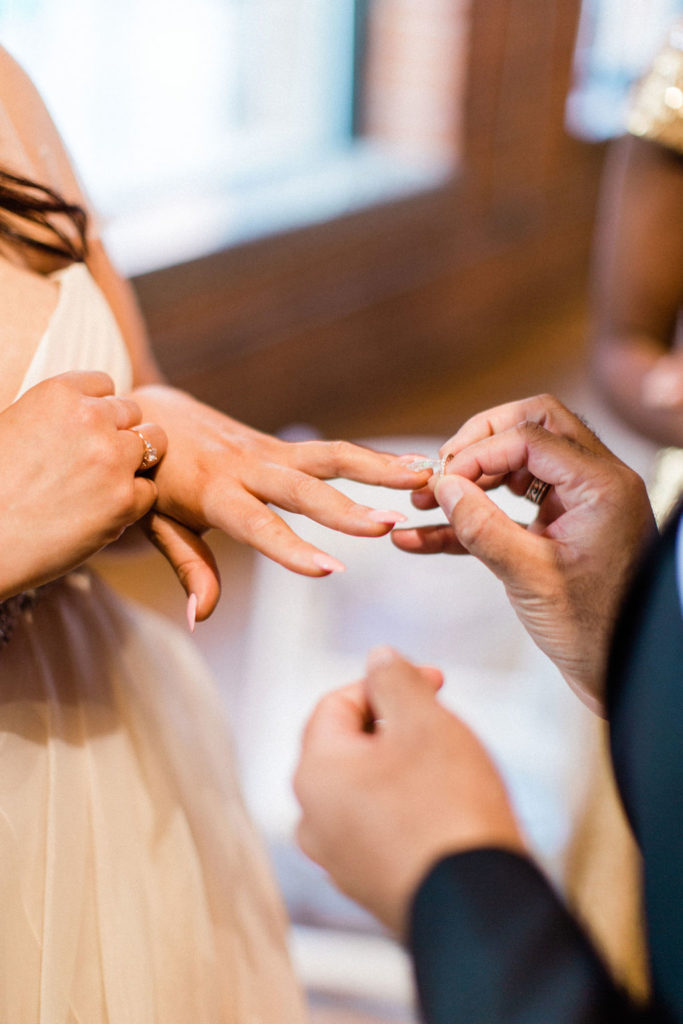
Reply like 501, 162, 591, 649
393, 395, 657, 714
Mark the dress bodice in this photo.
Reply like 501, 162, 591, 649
14, 261, 133, 401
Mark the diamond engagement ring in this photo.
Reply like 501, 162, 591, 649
132, 430, 159, 472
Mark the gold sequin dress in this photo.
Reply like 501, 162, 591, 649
627, 18, 683, 155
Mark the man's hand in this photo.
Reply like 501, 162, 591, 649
393, 395, 656, 713
294, 647, 524, 937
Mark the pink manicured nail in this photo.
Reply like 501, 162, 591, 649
186, 592, 198, 633
367, 508, 408, 525
312, 553, 346, 573
397, 453, 429, 463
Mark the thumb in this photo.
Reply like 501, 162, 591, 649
434, 474, 543, 586
364, 646, 440, 730
142, 512, 221, 621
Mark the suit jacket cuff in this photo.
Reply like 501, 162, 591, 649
408, 848, 638, 1023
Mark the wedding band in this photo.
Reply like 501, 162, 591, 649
132, 430, 158, 471
525, 477, 551, 506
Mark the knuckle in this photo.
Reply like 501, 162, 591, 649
83, 431, 114, 469
42, 375, 75, 410
532, 392, 564, 419
326, 439, 353, 471
44, 374, 70, 395
193, 455, 219, 498
516, 419, 545, 443
74, 399, 102, 432
285, 469, 320, 505
247, 507, 278, 539
119, 397, 142, 423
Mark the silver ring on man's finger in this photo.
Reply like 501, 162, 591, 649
525, 476, 551, 506
132, 430, 159, 472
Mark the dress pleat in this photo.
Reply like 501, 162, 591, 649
0, 566, 306, 1023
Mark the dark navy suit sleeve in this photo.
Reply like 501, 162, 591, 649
406, 504, 683, 1024
409, 506, 683, 1024
409, 849, 652, 1024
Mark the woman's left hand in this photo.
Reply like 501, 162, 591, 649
131, 384, 429, 618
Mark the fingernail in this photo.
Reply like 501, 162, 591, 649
367, 645, 397, 669
312, 553, 346, 573
367, 508, 408, 524
186, 592, 198, 633
435, 476, 464, 518
398, 453, 429, 463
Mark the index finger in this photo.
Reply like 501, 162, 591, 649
286, 438, 432, 489
444, 420, 606, 502
439, 394, 616, 463
363, 647, 443, 729
204, 482, 348, 576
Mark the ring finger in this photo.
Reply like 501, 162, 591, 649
121, 422, 168, 473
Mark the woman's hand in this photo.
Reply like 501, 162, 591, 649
294, 647, 525, 937
131, 384, 430, 618
393, 395, 657, 714
0, 371, 166, 600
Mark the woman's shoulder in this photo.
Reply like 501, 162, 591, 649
0, 44, 46, 120
0, 45, 90, 212
0, 44, 54, 160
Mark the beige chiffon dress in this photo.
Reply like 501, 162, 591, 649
0, 262, 307, 1023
